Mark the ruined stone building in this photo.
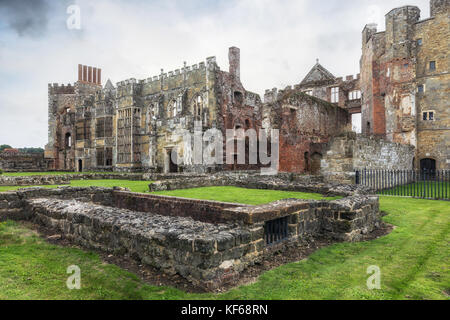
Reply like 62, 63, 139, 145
45, 0, 448, 175
361, 0, 449, 170
45, 48, 265, 173
45, 47, 354, 174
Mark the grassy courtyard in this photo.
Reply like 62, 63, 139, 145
0, 180, 152, 194
152, 186, 341, 204
0, 196, 449, 300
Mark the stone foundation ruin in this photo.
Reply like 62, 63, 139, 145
0, 173, 382, 291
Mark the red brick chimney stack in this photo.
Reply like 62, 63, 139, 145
77, 64, 102, 85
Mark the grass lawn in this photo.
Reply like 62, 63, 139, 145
0, 180, 151, 194
380, 181, 450, 200
152, 186, 341, 205
0, 196, 449, 300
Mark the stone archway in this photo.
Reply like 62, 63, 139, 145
420, 158, 436, 173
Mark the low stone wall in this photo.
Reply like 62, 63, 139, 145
0, 182, 381, 291
149, 172, 369, 197
0, 173, 146, 186
26, 198, 260, 291
0, 187, 114, 221
113, 191, 249, 224
0, 152, 47, 172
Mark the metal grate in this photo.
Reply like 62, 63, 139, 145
264, 216, 289, 246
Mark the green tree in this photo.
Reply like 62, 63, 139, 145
0, 145, 12, 152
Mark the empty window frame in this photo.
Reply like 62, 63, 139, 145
423, 111, 435, 121
349, 90, 361, 100
417, 85, 425, 93
429, 61, 436, 71
331, 87, 339, 103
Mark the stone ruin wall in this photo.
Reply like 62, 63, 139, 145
0, 176, 381, 291
0, 152, 47, 172
321, 132, 415, 184
263, 89, 351, 174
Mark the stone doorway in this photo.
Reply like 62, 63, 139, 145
420, 158, 436, 173
78, 159, 83, 172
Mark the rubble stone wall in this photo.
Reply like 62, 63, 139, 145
0, 182, 381, 290
321, 132, 415, 183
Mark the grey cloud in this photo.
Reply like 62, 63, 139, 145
0, 0, 50, 37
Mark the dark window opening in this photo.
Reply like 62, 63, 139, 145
65, 133, 72, 148
304, 152, 310, 172
168, 149, 178, 173
420, 158, 436, 174
423, 111, 435, 121
429, 61, 436, 71
418, 85, 424, 93
264, 217, 289, 246
234, 91, 244, 104
245, 119, 250, 129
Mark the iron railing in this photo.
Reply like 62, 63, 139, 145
355, 169, 450, 200
264, 216, 289, 246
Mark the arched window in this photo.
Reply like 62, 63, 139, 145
65, 132, 72, 148
167, 100, 177, 118
192, 95, 203, 121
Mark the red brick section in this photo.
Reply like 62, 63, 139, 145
88, 66, 92, 83
83, 65, 87, 82
93, 67, 97, 84
371, 60, 386, 137
78, 64, 82, 82
97, 68, 101, 84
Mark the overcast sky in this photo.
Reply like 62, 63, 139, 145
0, 0, 431, 148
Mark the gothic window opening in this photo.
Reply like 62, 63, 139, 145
168, 100, 178, 118
349, 90, 361, 100
192, 95, 204, 122
117, 109, 132, 164
65, 133, 72, 148
331, 87, 339, 103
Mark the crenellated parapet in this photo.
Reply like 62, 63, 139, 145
48, 83, 75, 95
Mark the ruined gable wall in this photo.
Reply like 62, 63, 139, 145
361, 30, 386, 136
264, 90, 350, 173
45, 84, 77, 170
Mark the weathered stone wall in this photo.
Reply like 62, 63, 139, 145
360, 1, 450, 169
321, 132, 415, 183
262, 88, 350, 174
0, 187, 114, 221
26, 198, 258, 291
0, 153, 47, 172
0, 173, 146, 186
0, 182, 380, 290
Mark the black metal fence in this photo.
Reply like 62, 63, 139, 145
355, 169, 450, 200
